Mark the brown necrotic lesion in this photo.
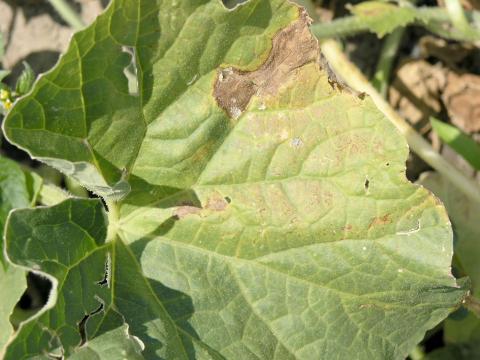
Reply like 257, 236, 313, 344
213, 8, 319, 119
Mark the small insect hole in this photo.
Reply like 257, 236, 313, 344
96, 254, 110, 287
224, 196, 231, 204
364, 178, 370, 191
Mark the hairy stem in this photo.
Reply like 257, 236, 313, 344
310, 7, 480, 41
464, 295, 480, 318
320, 39, 480, 203
311, 16, 373, 38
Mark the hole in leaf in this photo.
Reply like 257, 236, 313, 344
96, 254, 111, 287
78, 303, 104, 346
15, 272, 52, 319
364, 178, 370, 191
122, 46, 138, 96
224, 196, 231, 204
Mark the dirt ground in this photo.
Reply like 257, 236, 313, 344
0, 0, 105, 81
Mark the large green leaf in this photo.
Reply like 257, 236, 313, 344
2, 0, 467, 358
0, 156, 41, 354
3, 199, 147, 359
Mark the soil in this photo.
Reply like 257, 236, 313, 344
0, 0, 105, 83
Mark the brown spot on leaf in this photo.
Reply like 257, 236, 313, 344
173, 206, 201, 219
369, 214, 392, 229
173, 195, 229, 219
213, 8, 319, 118
205, 195, 229, 211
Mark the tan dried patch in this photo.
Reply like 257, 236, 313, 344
213, 8, 319, 118
173, 195, 229, 218
368, 214, 392, 229
205, 196, 229, 212
173, 206, 201, 219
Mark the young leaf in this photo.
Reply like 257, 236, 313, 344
15, 62, 35, 96
0, 156, 42, 354
431, 117, 480, 171
0, 70, 10, 83
1, 0, 467, 358
348, 1, 417, 37
69, 325, 144, 360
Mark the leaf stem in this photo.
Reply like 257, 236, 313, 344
38, 183, 70, 206
371, 27, 405, 97
47, 0, 85, 31
445, 0, 472, 34
409, 345, 426, 360
105, 200, 120, 242
319, 39, 480, 203
311, 16, 372, 38
463, 295, 480, 318
310, 7, 480, 41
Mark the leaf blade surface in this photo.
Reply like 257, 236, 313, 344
1, 1, 467, 359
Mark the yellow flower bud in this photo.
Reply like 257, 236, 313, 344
0, 89, 10, 101
3, 99, 12, 110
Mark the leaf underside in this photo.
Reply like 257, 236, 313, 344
2, 0, 466, 359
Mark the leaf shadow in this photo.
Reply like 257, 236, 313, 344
120, 226, 225, 359
123, 174, 202, 209
113, 175, 225, 358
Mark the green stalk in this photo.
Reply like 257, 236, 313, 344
409, 345, 426, 360
371, 27, 405, 97
105, 200, 120, 242
320, 39, 480, 203
47, 0, 85, 31
464, 295, 480, 318
310, 7, 480, 41
445, 0, 473, 34
311, 16, 372, 38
